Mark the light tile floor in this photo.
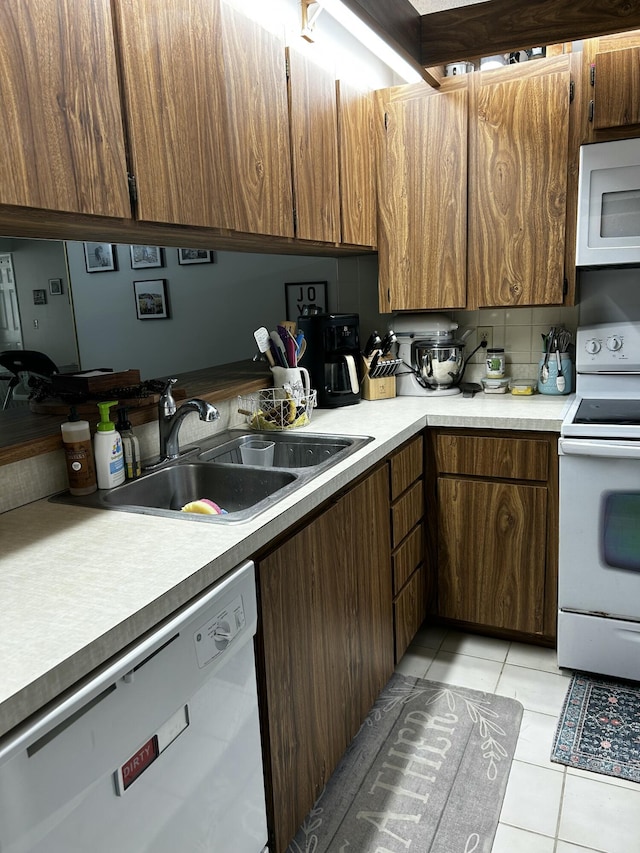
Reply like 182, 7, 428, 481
396, 625, 640, 853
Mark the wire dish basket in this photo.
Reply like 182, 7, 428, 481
238, 388, 317, 431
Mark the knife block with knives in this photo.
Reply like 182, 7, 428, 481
361, 355, 397, 400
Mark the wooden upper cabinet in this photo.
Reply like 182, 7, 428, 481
220, 5, 293, 238
336, 81, 377, 248
114, 0, 235, 230
287, 47, 341, 243
468, 57, 570, 308
0, 0, 130, 218
592, 46, 640, 131
376, 78, 468, 312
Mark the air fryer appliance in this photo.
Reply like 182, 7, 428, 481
298, 313, 361, 407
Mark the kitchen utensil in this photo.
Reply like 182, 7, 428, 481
460, 382, 481, 398
380, 330, 397, 356
556, 350, 565, 392
270, 330, 288, 367
277, 324, 297, 367
363, 331, 382, 358
254, 327, 275, 366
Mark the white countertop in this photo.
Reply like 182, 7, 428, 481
0, 392, 569, 743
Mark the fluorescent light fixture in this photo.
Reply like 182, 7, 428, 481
316, 0, 423, 83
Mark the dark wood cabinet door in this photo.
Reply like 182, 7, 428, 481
593, 46, 640, 130
258, 466, 393, 853
114, 0, 235, 229
336, 80, 377, 248
221, 4, 294, 237
0, 0, 130, 218
468, 57, 570, 308
287, 47, 341, 243
377, 78, 468, 312
437, 477, 547, 634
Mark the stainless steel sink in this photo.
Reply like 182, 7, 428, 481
197, 430, 360, 468
51, 430, 373, 523
102, 463, 298, 517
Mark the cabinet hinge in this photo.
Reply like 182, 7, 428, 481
563, 277, 568, 297
285, 54, 290, 80
588, 99, 594, 122
590, 63, 596, 86
127, 173, 138, 205
292, 207, 298, 233
569, 80, 575, 103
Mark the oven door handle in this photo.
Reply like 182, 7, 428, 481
559, 438, 640, 459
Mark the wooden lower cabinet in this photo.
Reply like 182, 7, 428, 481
431, 429, 558, 642
257, 465, 394, 853
389, 435, 429, 661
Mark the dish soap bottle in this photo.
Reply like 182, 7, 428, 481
61, 406, 97, 495
94, 401, 125, 489
116, 407, 141, 480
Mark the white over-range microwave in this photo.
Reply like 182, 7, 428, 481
576, 137, 640, 266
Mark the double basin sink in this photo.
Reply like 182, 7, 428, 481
53, 430, 373, 523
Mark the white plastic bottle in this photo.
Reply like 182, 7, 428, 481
61, 407, 97, 495
94, 401, 125, 489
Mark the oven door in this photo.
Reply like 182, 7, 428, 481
559, 437, 640, 677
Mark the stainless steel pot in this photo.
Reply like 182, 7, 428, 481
412, 337, 466, 390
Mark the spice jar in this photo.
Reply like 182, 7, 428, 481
486, 348, 506, 378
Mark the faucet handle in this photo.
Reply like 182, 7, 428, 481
160, 378, 178, 417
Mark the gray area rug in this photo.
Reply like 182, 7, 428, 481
551, 672, 640, 783
287, 672, 523, 853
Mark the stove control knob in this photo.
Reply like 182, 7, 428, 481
607, 335, 623, 352
585, 338, 601, 354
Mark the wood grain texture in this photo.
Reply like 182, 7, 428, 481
0, 360, 271, 466
336, 81, 377, 248
393, 523, 424, 594
391, 480, 424, 546
394, 563, 427, 662
594, 46, 640, 129
435, 433, 549, 481
437, 477, 547, 634
221, 5, 294, 237
0, 0, 130, 217
258, 466, 393, 853
287, 47, 341, 243
468, 57, 570, 308
419, 0, 640, 66
390, 434, 423, 500
114, 0, 235, 229
376, 78, 467, 312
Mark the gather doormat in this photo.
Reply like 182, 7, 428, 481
287, 672, 523, 853
551, 672, 640, 783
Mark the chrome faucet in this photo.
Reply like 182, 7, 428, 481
157, 378, 219, 462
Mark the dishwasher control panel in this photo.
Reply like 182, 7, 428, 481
193, 593, 246, 668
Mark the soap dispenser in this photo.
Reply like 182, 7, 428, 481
94, 401, 125, 489
116, 406, 141, 480
61, 406, 97, 495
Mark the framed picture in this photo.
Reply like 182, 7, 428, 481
134, 279, 169, 320
84, 242, 116, 273
130, 245, 164, 269
285, 281, 328, 321
48, 278, 63, 295
33, 289, 47, 305
177, 248, 214, 265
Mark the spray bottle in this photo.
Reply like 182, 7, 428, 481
61, 406, 97, 495
116, 407, 141, 480
94, 401, 125, 489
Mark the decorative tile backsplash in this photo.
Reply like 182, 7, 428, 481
451, 305, 580, 382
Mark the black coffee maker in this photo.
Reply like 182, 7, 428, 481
298, 313, 361, 408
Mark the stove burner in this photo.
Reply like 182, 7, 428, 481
574, 399, 640, 426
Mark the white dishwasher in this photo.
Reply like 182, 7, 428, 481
0, 560, 268, 853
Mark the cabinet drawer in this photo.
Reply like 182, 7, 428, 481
393, 524, 424, 595
436, 434, 548, 481
390, 435, 423, 500
391, 480, 424, 545
394, 565, 427, 662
